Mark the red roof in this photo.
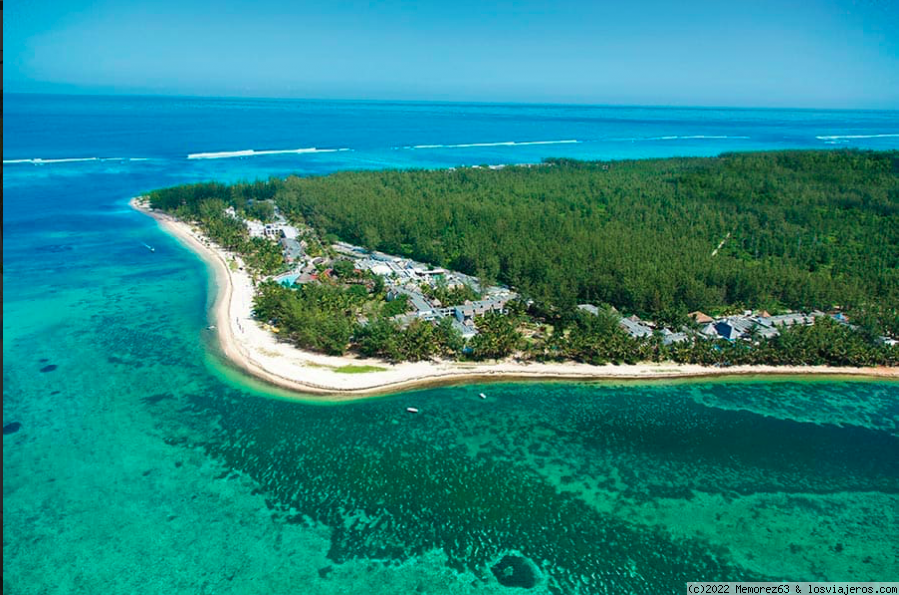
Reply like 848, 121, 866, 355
689, 311, 714, 324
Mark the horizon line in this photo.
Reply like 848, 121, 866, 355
5, 89, 899, 113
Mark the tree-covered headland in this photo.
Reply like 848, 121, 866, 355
148, 150, 898, 367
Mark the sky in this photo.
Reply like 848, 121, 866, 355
4, 0, 899, 108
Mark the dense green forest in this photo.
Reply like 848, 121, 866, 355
149, 150, 899, 331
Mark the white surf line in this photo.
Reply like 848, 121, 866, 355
816, 133, 899, 140
3, 157, 152, 165
608, 135, 751, 142
403, 139, 581, 150
187, 148, 351, 160
4, 157, 100, 164
650, 135, 750, 141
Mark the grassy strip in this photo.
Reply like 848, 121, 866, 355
333, 364, 387, 374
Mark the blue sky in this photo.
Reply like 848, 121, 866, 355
5, 0, 899, 108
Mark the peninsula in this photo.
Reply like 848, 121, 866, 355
133, 151, 899, 396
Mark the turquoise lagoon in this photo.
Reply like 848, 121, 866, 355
3, 94, 898, 593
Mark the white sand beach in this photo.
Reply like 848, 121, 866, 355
132, 197, 898, 399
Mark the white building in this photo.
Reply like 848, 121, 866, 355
246, 220, 265, 238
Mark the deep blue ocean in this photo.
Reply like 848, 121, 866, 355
4, 93, 898, 593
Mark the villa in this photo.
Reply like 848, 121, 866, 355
689, 311, 714, 324
619, 316, 653, 339
246, 220, 265, 238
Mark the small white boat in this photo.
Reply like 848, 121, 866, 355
406, 407, 419, 414
479, 393, 487, 399
207, 325, 216, 330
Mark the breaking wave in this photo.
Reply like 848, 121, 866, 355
816, 133, 899, 141
187, 147, 351, 159
4, 157, 99, 165
3, 157, 151, 165
402, 139, 581, 150
608, 135, 751, 142
649, 135, 750, 141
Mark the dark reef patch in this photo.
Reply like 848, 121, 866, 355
39, 365, 58, 373
491, 555, 539, 588
141, 392, 175, 405
4, 422, 23, 435
149, 380, 899, 592
35, 244, 74, 253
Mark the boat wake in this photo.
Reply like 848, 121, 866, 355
400, 139, 581, 150
186, 147, 351, 159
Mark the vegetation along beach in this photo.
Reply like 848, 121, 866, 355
7, 0, 899, 589
135, 151, 898, 397
5, 91, 899, 592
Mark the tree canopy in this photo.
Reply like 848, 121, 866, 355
149, 150, 898, 327
148, 150, 898, 366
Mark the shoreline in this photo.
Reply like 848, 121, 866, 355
131, 197, 898, 400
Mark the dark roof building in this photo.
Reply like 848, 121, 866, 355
619, 317, 653, 339
662, 332, 690, 345
280, 238, 303, 262
714, 317, 756, 341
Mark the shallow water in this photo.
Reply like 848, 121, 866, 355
4, 94, 898, 593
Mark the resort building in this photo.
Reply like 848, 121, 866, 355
246, 220, 265, 238
662, 332, 690, 346
280, 237, 303, 263
619, 316, 653, 339
714, 317, 756, 341
689, 311, 714, 324
757, 311, 825, 328
453, 297, 511, 324
699, 323, 721, 339
454, 319, 478, 339
280, 225, 300, 240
